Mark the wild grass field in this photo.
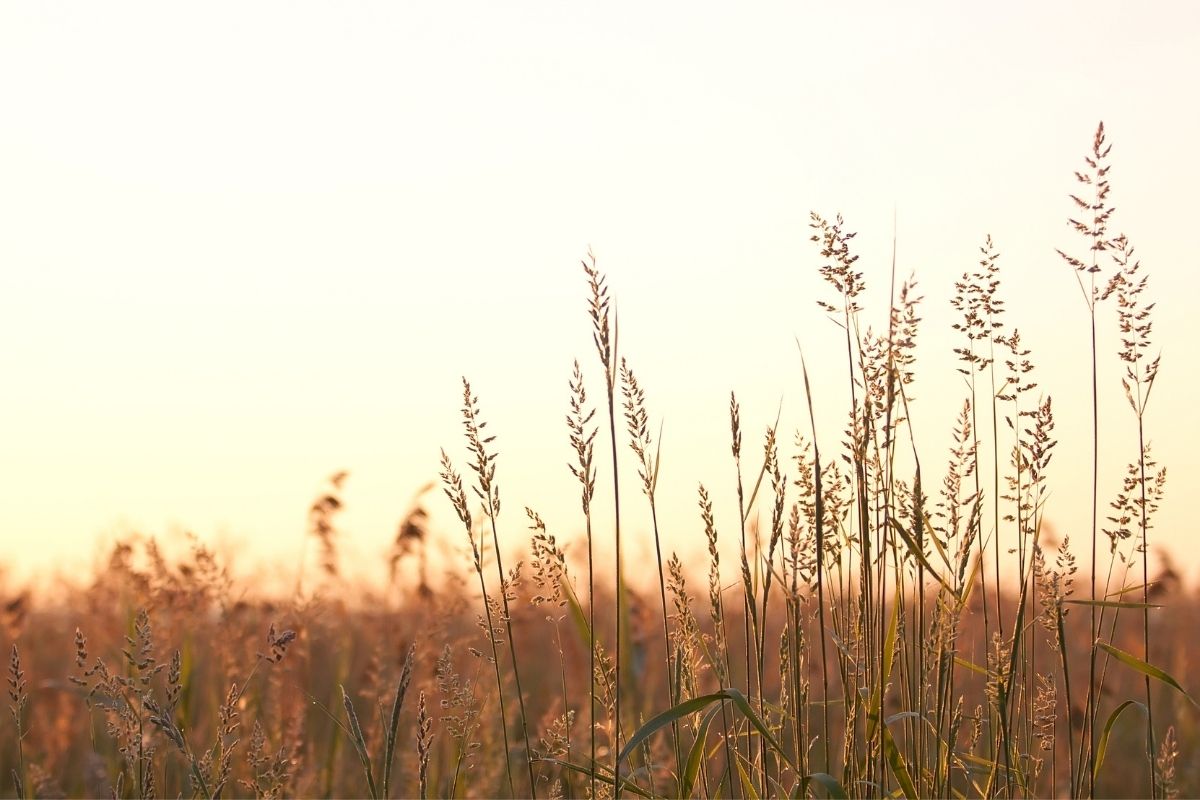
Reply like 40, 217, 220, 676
2, 123, 1195, 799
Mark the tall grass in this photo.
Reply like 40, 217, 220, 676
0, 123, 1194, 800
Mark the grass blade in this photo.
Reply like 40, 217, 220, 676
381, 644, 415, 800
618, 693, 726, 769
1093, 699, 1147, 782
887, 519, 954, 594
881, 723, 918, 800
802, 772, 849, 800
617, 687, 796, 785
1063, 600, 1161, 610
1097, 642, 1199, 707
340, 684, 379, 799
680, 703, 722, 799
723, 688, 796, 772
534, 757, 655, 799
734, 759, 760, 800
560, 571, 593, 646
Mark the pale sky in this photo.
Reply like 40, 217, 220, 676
1, 2, 1198, 589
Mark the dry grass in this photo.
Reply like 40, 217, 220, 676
0, 123, 1195, 799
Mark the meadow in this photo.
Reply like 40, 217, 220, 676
2, 123, 1195, 799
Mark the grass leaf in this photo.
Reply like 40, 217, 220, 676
1063, 599, 1161, 609
1097, 642, 1199, 707
618, 693, 726, 770
1093, 699, 1147, 782
534, 758, 655, 799
803, 772, 849, 799
881, 722, 918, 800
680, 704, 722, 799
887, 519, 955, 594
735, 758, 760, 800
618, 687, 797, 786
340, 685, 379, 800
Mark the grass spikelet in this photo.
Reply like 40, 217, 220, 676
417, 691, 434, 800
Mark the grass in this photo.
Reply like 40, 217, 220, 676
0, 122, 1196, 799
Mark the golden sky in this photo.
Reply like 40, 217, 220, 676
1, 1, 1197, 587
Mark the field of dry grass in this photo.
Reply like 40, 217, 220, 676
0, 539, 1196, 798
2, 123, 1195, 799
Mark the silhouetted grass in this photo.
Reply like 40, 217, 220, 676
0, 123, 1193, 799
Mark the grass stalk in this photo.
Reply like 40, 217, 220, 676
439, 449, 517, 798
567, 359, 600, 800
1057, 121, 1115, 798
620, 360, 682, 789
582, 253, 625, 793
457, 380, 538, 796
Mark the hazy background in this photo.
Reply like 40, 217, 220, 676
1, 1, 1197, 588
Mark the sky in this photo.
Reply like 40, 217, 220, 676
1, 1, 1198, 590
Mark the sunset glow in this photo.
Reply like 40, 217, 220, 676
3, 4, 1200, 798
2, 2, 1196, 586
